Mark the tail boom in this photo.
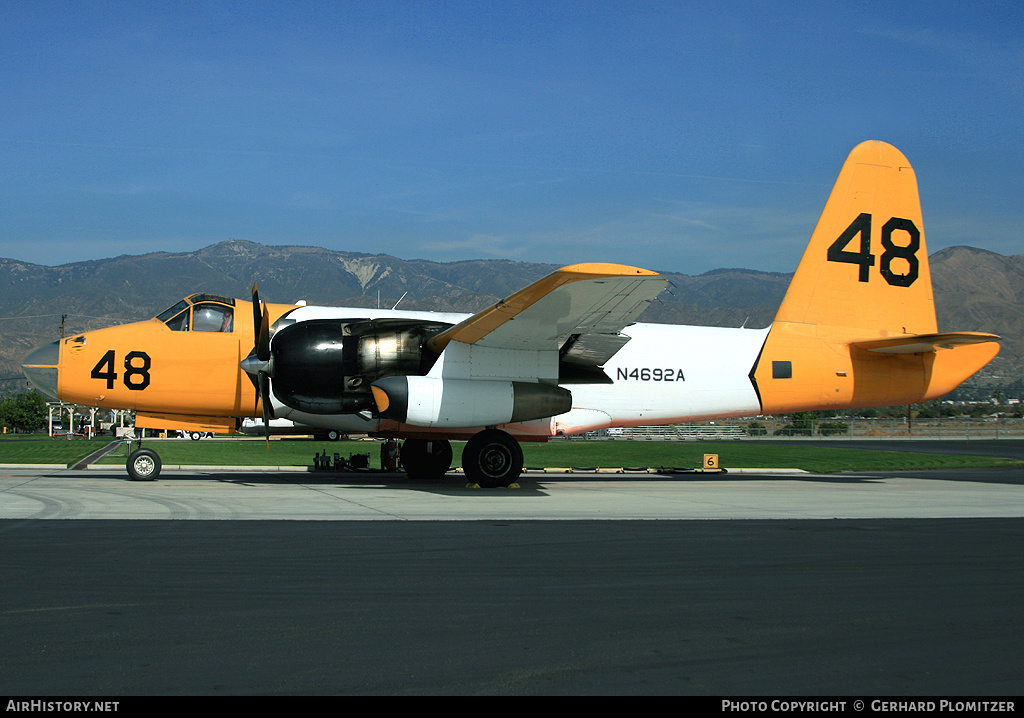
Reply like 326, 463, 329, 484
753, 328, 999, 415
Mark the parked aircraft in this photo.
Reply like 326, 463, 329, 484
21, 141, 999, 486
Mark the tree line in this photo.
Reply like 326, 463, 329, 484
0, 390, 47, 432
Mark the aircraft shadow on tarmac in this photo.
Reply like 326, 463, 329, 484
84, 468, 895, 494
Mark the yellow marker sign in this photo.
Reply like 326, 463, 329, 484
703, 454, 719, 470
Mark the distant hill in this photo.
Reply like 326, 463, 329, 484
0, 240, 1017, 396
930, 245, 1024, 389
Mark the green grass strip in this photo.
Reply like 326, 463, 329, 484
0, 437, 118, 467
64, 437, 1024, 473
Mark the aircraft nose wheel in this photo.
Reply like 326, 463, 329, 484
127, 448, 162, 481
462, 429, 523, 488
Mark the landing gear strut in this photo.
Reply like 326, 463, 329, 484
462, 429, 523, 488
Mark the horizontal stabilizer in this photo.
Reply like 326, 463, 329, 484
851, 332, 1000, 355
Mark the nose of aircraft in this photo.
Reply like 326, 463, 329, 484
21, 340, 60, 401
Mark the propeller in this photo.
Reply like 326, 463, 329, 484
254, 284, 271, 364
240, 283, 274, 450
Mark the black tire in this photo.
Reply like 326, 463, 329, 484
402, 439, 453, 479
327, 430, 341, 441
127, 448, 162, 481
462, 429, 523, 488
189, 431, 202, 441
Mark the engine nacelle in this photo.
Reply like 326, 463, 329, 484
371, 375, 572, 428
269, 319, 451, 414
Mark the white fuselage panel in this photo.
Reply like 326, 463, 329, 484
269, 305, 768, 437
565, 323, 768, 431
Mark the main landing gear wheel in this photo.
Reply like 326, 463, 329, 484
462, 429, 523, 488
402, 439, 453, 480
127, 448, 161, 481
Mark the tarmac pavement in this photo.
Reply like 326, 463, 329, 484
2, 442, 1022, 695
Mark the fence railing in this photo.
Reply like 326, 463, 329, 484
592, 417, 1024, 440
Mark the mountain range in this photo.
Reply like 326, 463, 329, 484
1, 240, 1019, 396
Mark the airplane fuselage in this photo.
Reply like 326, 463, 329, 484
38, 298, 770, 438
32, 296, 996, 442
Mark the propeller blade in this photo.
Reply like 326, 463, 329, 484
259, 371, 272, 451
257, 305, 271, 361
242, 363, 260, 418
251, 283, 262, 343
250, 282, 272, 361
258, 372, 275, 421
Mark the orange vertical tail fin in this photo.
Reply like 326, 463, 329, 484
775, 140, 936, 335
753, 141, 998, 414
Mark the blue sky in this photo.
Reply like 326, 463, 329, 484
2, 1, 1022, 275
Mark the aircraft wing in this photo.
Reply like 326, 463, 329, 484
425, 263, 668, 356
371, 263, 667, 428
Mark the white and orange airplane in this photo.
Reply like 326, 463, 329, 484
22, 141, 1000, 485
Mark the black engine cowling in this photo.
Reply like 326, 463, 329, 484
269, 318, 451, 414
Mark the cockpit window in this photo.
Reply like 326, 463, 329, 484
165, 309, 189, 332
156, 298, 234, 333
188, 293, 235, 306
156, 300, 190, 323
193, 303, 234, 333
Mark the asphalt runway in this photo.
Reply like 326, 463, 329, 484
2, 442, 1023, 695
